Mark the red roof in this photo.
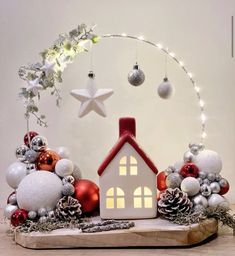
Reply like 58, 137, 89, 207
97, 117, 158, 176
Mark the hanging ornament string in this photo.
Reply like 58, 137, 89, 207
164, 51, 168, 78
101, 34, 207, 142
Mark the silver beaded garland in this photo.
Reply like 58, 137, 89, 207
128, 64, 145, 86
30, 135, 48, 152
38, 208, 47, 217
200, 184, 212, 197
62, 183, 75, 196
24, 149, 38, 163
165, 173, 182, 188
15, 144, 29, 162
28, 211, 37, 220
210, 182, 221, 194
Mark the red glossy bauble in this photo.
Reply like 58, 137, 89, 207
24, 131, 38, 147
157, 171, 167, 191
74, 179, 99, 214
219, 179, 230, 195
11, 209, 28, 227
37, 150, 60, 172
180, 163, 199, 178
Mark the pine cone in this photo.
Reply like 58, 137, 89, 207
158, 188, 192, 220
55, 196, 82, 221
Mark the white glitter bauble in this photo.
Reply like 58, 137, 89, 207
181, 177, 200, 196
165, 173, 182, 188
55, 159, 74, 177
54, 146, 70, 159
4, 204, 18, 219
208, 194, 229, 208
193, 149, 222, 174
157, 77, 173, 99
72, 164, 82, 180
6, 162, 27, 189
17, 171, 62, 211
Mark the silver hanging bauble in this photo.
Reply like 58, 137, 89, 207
24, 149, 38, 163
30, 135, 48, 152
62, 183, 75, 196
62, 175, 75, 185
157, 77, 173, 99
200, 184, 212, 197
207, 173, 216, 182
192, 194, 208, 208
128, 64, 145, 86
165, 173, 182, 189
28, 211, 37, 220
8, 193, 17, 205
198, 171, 207, 180
15, 144, 29, 162
38, 208, 47, 217
4, 204, 18, 219
210, 182, 221, 194
183, 150, 195, 163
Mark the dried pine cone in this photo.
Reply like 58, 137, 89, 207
158, 188, 192, 220
55, 196, 82, 221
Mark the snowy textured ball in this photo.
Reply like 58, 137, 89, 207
6, 162, 27, 189
193, 149, 222, 174
54, 146, 70, 159
157, 78, 173, 99
180, 177, 200, 196
165, 173, 182, 188
55, 159, 74, 177
72, 164, 82, 180
17, 171, 62, 211
208, 194, 229, 207
4, 204, 18, 219
62, 183, 75, 196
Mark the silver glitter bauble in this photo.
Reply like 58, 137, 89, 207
28, 211, 37, 220
210, 182, 221, 194
128, 64, 145, 86
165, 165, 176, 175
165, 173, 182, 188
38, 208, 47, 217
203, 178, 210, 185
72, 164, 82, 180
24, 149, 38, 163
215, 174, 222, 182
62, 175, 75, 185
15, 144, 29, 162
26, 163, 36, 175
197, 177, 203, 185
198, 171, 207, 179
219, 178, 229, 188
62, 183, 75, 196
207, 173, 216, 182
183, 150, 195, 163
189, 143, 205, 155
8, 193, 17, 205
39, 216, 48, 223
157, 77, 173, 99
48, 210, 55, 220
4, 204, 18, 219
30, 135, 48, 152
192, 194, 208, 208
194, 204, 206, 212
200, 184, 212, 197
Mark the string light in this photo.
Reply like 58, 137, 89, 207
101, 33, 207, 142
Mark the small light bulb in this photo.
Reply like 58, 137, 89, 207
156, 43, 163, 49
138, 35, 144, 41
195, 86, 200, 93
199, 100, 205, 108
188, 72, 193, 78
169, 52, 176, 57
201, 113, 206, 123
179, 61, 184, 67
201, 132, 207, 139
121, 33, 127, 37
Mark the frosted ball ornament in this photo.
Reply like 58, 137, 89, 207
17, 171, 63, 211
180, 177, 200, 196
24, 149, 38, 163
157, 77, 173, 99
6, 162, 27, 189
183, 150, 194, 163
192, 194, 208, 208
208, 194, 229, 208
4, 204, 18, 219
210, 182, 220, 194
15, 144, 29, 162
128, 63, 145, 86
62, 183, 75, 196
200, 184, 212, 197
72, 164, 82, 180
165, 173, 182, 188
54, 146, 70, 159
55, 159, 74, 177
30, 135, 48, 152
28, 211, 37, 220
193, 149, 222, 174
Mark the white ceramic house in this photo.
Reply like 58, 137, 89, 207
98, 117, 158, 219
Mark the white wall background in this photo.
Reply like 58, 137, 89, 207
0, 0, 234, 207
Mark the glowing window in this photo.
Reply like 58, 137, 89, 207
106, 187, 125, 209
119, 155, 138, 176
133, 186, 153, 209
120, 156, 127, 165
119, 166, 127, 176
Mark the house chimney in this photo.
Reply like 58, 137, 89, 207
119, 117, 136, 137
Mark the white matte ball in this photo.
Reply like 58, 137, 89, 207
181, 177, 200, 196
55, 159, 74, 177
6, 162, 27, 189
4, 204, 18, 219
157, 79, 173, 99
193, 149, 222, 174
17, 171, 62, 211
54, 146, 70, 159
208, 194, 229, 208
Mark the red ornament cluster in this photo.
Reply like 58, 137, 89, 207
11, 209, 28, 227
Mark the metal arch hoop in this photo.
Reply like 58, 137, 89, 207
100, 34, 207, 143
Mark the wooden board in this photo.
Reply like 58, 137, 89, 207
14, 218, 218, 249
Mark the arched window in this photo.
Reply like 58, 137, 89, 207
119, 155, 138, 176
106, 187, 125, 209
133, 186, 153, 208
